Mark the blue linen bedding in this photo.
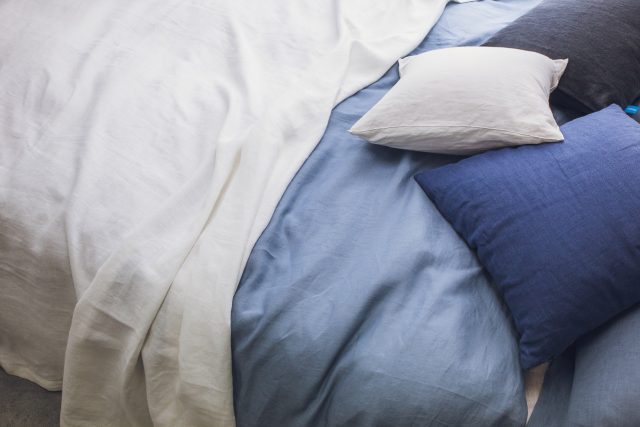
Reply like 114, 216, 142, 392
231, 1, 549, 426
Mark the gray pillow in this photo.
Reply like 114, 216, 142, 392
484, 0, 640, 114
563, 307, 640, 427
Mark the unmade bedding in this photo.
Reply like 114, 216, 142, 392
0, 0, 468, 425
231, 1, 548, 426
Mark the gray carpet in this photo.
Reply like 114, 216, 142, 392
0, 368, 60, 427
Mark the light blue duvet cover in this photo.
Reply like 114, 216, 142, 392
231, 2, 560, 426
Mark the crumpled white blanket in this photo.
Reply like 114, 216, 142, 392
0, 0, 468, 425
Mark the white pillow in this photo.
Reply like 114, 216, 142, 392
350, 46, 568, 155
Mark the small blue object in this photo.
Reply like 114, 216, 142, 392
625, 105, 639, 115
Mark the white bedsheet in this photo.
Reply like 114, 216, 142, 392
0, 0, 464, 425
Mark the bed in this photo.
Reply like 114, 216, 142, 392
1, 0, 639, 426
231, 2, 543, 426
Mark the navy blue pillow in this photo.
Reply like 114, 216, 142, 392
415, 105, 640, 369
483, 0, 640, 114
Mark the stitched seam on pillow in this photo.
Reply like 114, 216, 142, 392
360, 124, 560, 140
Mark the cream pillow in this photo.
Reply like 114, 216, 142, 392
350, 46, 568, 155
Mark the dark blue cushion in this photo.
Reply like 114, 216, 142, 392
414, 105, 640, 369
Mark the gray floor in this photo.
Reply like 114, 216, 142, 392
0, 369, 60, 427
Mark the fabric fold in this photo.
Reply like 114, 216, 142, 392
0, 0, 466, 425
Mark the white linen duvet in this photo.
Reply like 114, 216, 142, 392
0, 0, 469, 425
